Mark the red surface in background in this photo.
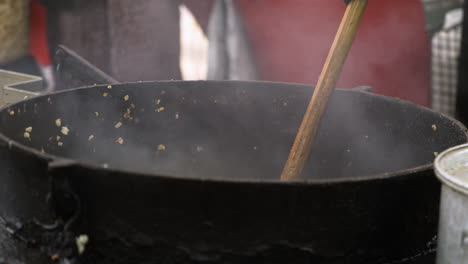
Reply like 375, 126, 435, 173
29, 0, 52, 66
237, 0, 430, 106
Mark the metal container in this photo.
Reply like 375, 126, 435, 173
435, 143, 468, 263
0, 70, 43, 107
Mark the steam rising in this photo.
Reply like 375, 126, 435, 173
0, 82, 465, 181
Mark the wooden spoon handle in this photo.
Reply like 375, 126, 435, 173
280, 0, 368, 181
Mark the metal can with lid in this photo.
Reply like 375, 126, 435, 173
435, 143, 468, 263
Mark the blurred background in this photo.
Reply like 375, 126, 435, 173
1, 0, 468, 122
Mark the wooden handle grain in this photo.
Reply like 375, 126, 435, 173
280, 0, 368, 181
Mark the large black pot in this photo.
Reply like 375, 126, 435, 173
0, 81, 466, 263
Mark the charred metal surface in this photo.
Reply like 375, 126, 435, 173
55, 165, 441, 264
0, 81, 466, 263
0, 141, 57, 263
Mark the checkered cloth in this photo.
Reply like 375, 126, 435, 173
431, 25, 462, 116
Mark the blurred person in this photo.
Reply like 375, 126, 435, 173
40, 0, 430, 107
41, 0, 213, 85
235, 0, 431, 106
207, 0, 430, 105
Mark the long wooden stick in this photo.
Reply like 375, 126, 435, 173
280, 0, 368, 181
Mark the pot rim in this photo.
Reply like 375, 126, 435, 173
435, 143, 468, 195
1, 80, 467, 185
